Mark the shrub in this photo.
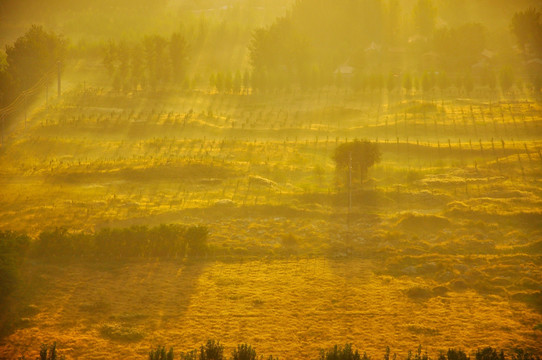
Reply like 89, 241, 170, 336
186, 225, 209, 257
0, 231, 30, 256
319, 343, 367, 360
32, 224, 202, 260
199, 340, 224, 360
38, 343, 65, 360
439, 349, 469, 360
407, 346, 429, 360
35, 228, 71, 258
511, 349, 540, 360
179, 350, 198, 360
232, 344, 257, 360
476, 348, 505, 360
149, 224, 187, 258
333, 140, 381, 186
149, 346, 174, 360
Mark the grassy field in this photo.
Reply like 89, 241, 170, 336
0, 82, 541, 359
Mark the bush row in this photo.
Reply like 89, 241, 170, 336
0, 224, 209, 261
26, 342, 539, 360
160, 343, 540, 360
0, 225, 208, 306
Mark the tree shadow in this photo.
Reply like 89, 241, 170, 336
0, 258, 208, 343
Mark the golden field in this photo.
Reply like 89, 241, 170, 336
0, 82, 541, 359
2, 257, 541, 360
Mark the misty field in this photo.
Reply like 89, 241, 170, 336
0, 84, 541, 359
1, 0, 542, 359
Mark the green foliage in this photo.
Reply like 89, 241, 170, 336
180, 350, 199, 360
249, 17, 312, 91
232, 344, 257, 360
199, 340, 224, 360
441, 349, 469, 360
2, 25, 65, 101
431, 23, 486, 71
333, 140, 381, 186
186, 225, 209, 257
149, 346, 174, 360
319, 343, 366, 360
476, 348, 505, 360
38, 343, 65, 360
102, 32, 189, 91
408, 346, 429, 360
510, 8, 542, 56
511, 349, 540, 360
25, 341, 542, 360
32, 224, 208, 260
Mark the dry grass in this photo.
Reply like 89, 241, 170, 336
1, 259, 541, 360
1, 87, 542, 359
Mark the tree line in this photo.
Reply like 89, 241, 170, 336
26, 341, 542, 360
102, 33, 188, 92
2, 3, 542, 105
0, 225, 208, 308
0, 25, 65, 107
248, 0, 542, 93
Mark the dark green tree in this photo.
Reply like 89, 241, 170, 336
511, 8, 542, 57
319, 343, 365, 360
199, 340, 224, 360
333, 140, 381, 186
149, 346, 174, 360
3, 25, 65, 102
170, 32, 188, 83
185, 225, 209, 257
143, 35, 168, 90
232, 344, 257, 360
475, 347, 505, 360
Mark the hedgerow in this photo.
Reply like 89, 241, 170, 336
24, 343, 541, 360
32, 224, 208, 260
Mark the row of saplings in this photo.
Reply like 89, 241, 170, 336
33, 341, 540, 360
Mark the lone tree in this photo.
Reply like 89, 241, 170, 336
3, 25, 65, 100
333, 140, 381, 186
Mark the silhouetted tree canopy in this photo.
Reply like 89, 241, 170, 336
511, 8, 542, 57
333, 140, 381, 186
1, 25, 65, 104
